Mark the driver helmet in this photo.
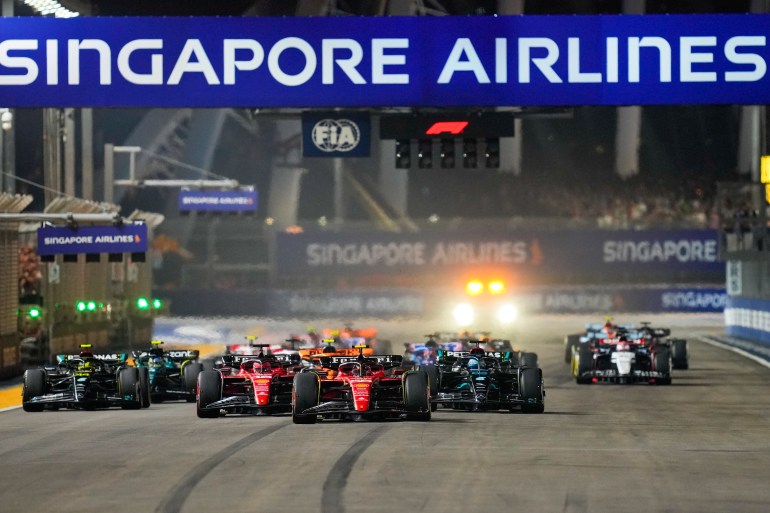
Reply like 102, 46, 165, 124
466, 358, 479, 370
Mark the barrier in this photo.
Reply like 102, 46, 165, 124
159, 285, 726, 318
725, 297, 770, 345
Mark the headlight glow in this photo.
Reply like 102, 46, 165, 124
497, 303, 518, 324
488, 280, 505, 294
452, 303, 475, 327
466, 280, 484, 296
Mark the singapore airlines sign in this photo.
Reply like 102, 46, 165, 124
0, 15, 769, 107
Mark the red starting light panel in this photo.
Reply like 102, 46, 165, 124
380, 112, 515, 139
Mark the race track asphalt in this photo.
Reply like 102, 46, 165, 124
1, 314, 769, 513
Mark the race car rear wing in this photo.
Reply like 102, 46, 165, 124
220, 353, 301, 367
437, 350, 514, 361
133, 349, 200, 361
312, 354, 403, 370
57, 353, 128, 364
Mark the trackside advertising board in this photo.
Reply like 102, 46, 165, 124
275, 229, 723, 276
2, 15, 770, 107
37, 225, 148, 255
178, 190, 257, 212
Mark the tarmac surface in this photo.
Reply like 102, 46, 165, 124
2, 314, 769, 513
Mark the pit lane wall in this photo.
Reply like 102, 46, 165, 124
725, 297, 770, 345
160, 286, 726, 318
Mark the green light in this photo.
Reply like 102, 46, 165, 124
152, 299, 162, 309
136, 297, 149, 310
76, 301, 86, 312
86, 301, 97, 312
28, 307, 41, 319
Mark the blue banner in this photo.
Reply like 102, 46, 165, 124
178, 189, 257, 211
275, 229, 723, 276
2, 15, 770, 107
302, 112, 370, 157
37, 224, 148, 255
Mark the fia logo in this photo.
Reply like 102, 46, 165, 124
311, 119, 360, 153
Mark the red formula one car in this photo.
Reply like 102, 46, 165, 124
196, 344, 301, 418
292, 346, 431, 424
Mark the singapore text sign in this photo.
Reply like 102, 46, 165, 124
1, 15, 770, 107
275, 229, 723, 276
37, 224, 148, 255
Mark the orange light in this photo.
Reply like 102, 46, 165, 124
466, 280, 484, 296
488, 280, 505, 294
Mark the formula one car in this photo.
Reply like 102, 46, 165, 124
22, 343, 148, 411
406, 333, 538, 369
571, 329, 672, 385
197, 344, 301, 418
133, 340, 203, 403
427, 344, 544, 413
565, 320, 689, 370
292, 346, 431, 423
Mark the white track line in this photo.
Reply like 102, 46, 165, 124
696, 335, 770, 370
0, 405, 21, 413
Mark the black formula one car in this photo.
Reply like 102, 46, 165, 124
22, 344, 148, 411
133, 341, 203, 403
425, 344, 544, 413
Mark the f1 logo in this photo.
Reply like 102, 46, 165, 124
425, 121, 469, 135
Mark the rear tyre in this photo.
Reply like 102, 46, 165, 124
653, 349, 672, 385
197, 371, 222, 418
118, 368, 142, 410
564, 335, 581, 363
184, 362, 204, 402
520, 352, 538, 368
22, 369, 46, 412
137, 367, 150, 408
575, 347, 593, 384
404, 371, 431, 421
519, 367, 545, 413
419, 364, 439, 403
670, 339, 689, 370
292, 372, 319, 424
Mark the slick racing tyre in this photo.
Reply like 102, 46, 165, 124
197, 371, 222, 418
292, 372, 319, 424
519, 367, 545, 414
418, 365, 439, 411
118, 368, 142, 410
404, 371, 431, 421
575, 347, 593, 385
22, 369, 46, 412
138, 367, 150, 408
653, 349, 672, 385
564, 334, 581, 364
670, 339, 689, 370
184, 362, 204, 401
520, 352, 539, 368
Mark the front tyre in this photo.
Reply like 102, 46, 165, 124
670, 339, 689, 370
575, 347, 593, 385
653, 349, 672, 385
292, 372, 319, 424
184, 362, 204, 402
22, 369, 46, 412
137, 367, 150, 408
118, 368, 142, 410
519, 367, 545, 413
197, 371, 222, 418
404, 371, 431, 421
564, 335, 581, 364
